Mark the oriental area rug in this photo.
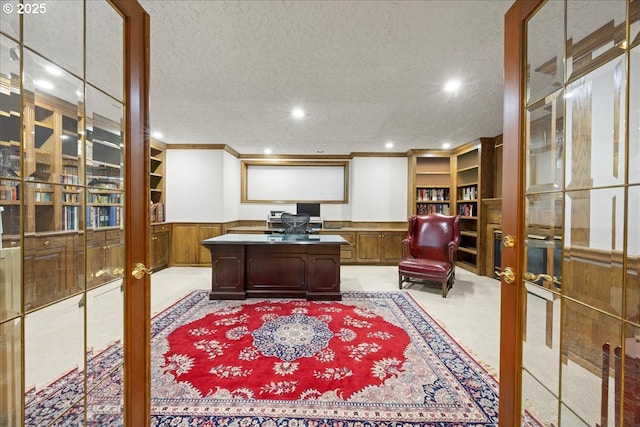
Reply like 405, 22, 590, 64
25, 291, 542, 426
149, 290, 541, 426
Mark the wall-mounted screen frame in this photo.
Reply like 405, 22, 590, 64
241, 160, 349, 203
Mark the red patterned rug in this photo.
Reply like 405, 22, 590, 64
150, 291, 543, 426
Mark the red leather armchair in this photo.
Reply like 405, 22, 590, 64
398, 213, 461, 297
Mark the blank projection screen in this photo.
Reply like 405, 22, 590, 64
242, 161, 348, 203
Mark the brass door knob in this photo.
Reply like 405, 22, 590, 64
497, 267, 515, 283
502, 235, 515, 248
131, 263, 152, 279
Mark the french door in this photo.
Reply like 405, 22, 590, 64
501, 1, 640, 426
0, 1, 149, 425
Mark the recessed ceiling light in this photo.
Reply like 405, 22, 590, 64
45, 65, 62, 76
291, 108, 305, 119
34, 80, 54, 90
442, 142, 451, 149
563, 92, 573, 99
152, 131, 163, 139
264, 148, 273, 155
385, 141, 394, 149
444, 80, 461, 92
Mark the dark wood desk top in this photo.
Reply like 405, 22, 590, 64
202, 233, 348, 245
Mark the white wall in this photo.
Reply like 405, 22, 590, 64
351, 157, 408, 222
166, 149, 408, 223
165, 149, 223, 222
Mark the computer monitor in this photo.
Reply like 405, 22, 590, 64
296, 203, 320, 217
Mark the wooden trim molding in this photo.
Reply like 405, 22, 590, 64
240, 159, 350, 203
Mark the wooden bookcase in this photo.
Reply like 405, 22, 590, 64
453, 138, 498, 274
454, 144, 480, 272
0, 73, 126, 309
409, 138, 500, 275
410, 153, 452, 216
150, 139, 165, 222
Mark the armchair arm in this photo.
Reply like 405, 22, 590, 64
402, 238, 412, 258
447, 241, 458, 263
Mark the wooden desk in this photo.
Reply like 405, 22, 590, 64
201, 233, 348, 301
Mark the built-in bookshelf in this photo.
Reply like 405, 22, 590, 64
150, 139, 165, 222
412, 154, 452, 216
455, 144, 480, 272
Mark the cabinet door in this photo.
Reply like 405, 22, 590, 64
105, 229, 124, 276
171, 224, 199, 265
23, 237, 68, 310
356, 232, 381, 263
338, 232, 355, 263
86, 231, 107, 289
198, 225, 221, 264
150, 224, 170, 271
380, 232, 404, 263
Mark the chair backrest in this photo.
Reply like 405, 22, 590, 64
406, 213, 461, 262
280, 212, 310, 234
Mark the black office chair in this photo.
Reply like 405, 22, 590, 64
280, 212, 310, 234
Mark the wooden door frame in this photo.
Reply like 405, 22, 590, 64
499, 1, 543, 426
109, 1, 150, 425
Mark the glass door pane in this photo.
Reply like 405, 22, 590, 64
0, 1, 128, 424
523, 1, 637, 425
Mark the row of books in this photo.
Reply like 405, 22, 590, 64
62, 206, 79, 230
416, 188, 449, 201
150, 202, 164, 223
459, 202, 475, 217
88, 205, 121, 228
417, 203, 450, 215
34, 191, 52, 202
90, 193, 121, 204
60, 172, 79, 185
0, 185, 18, 201
62, 193, 79, 203
459, 185, 477, 200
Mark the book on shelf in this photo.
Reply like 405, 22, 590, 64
62, 206, 79, 231
461, 186, 477, 200
150, 202, 164, 223
459, 203, 474, 217
416, 188, 449, 202
417, 203, 450, 215
87, 205, 121, 229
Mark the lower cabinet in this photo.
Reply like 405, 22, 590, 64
86, 228, 124, 289
356, 231, 405, 264
150, 223, 171, 271
172, 223, 222, 266
23, 233, 83, 310
319, 231, 355, 263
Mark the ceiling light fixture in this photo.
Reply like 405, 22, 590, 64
46, 65, 63, 76
34, 80, 54, 90
152, 131, 163, 139
9, 47, 19, 61
291, 108, 305, 119
264, 148, 273, 155
385, 141, 394, 149
442, 142, 451, 149
444, 80, 461, 92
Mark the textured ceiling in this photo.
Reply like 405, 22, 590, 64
139, 0, 512, 155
